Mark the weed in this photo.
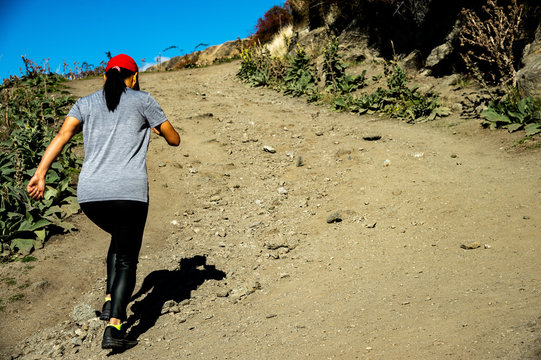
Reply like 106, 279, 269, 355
18, 280, 30, 289
459, 0, 523, 86
283, 45, 319, 99
2, 277, 16, 286
8, 294, 24, 303
20, 256, 36, 263
0, 57, 80, 259
323, 39, 367, 95
482, 88, 541, 135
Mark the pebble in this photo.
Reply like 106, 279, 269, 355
382, 159, 391, 167
263, 145, 276, 153
277, 187, 288, 195
461, 242, 481, 250
71, 303, 96, 323
326, 212, 343, 223
365, 222, 377, 228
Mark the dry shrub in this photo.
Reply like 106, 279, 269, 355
459, 0, 523, 86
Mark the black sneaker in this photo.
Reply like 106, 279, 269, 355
99, 301, 111, 321
101, 325, 138, 350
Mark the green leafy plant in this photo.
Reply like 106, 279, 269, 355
283, 45, 319, 99
322, 39, 367, 95
237, 47, 285, 88
481, 90, 541, 135
0, 57, 81, 259
335, 62, 450, 122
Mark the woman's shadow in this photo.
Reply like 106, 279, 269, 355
125, 255, 226, 340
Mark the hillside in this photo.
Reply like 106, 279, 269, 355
0, 61, 540, 359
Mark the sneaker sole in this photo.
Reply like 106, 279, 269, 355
102, 337, 137, 350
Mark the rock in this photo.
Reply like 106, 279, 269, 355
296, 156, 304, 167
263, 145, 276, 153
425, 43, 453, 70
461, 242, 481, 250
161, 300, 178, 315
72, 303, 96, 323
517, 55, 541, 100
522, 23, 541, 66
277, 187, 288, 195
216, 289, 230, 298
326, 212, 343, 223
365, 222, 377, 228
401, 50, 423, 72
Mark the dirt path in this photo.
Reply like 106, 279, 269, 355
1, 62, 540, 359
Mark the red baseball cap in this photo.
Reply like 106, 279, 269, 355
105, 54, 138, 73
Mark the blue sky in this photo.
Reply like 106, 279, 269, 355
0, 0, 285, 80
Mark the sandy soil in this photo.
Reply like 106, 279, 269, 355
0, 61, 540, 359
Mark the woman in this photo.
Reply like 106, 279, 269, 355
27, 54, 180, 350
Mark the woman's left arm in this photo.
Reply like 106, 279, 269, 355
27, 116, 82, 200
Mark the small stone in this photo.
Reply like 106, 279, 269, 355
277, 187, 288, 195
365, 222, 377, 228
72, 303, 96, 323
450, 154, 458, 158
326, 212, 342, 223
363, 135, 381, 141
523, 215, 530, 220
382, 159, 391, 167
263, 145, 276, 153
210, 195, 222, 202
296, 156, 304, 167
216, 289, 229, 298
159, 163, 166, 167
461, 242, 481, 250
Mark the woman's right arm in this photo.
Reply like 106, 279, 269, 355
153, 120, 180, 146
27, 116, 82, 200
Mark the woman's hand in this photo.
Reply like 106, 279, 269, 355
26, 116, 81, 201
27, 174, 45, 200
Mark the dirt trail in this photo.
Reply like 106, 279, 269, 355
1, 62, 540, 359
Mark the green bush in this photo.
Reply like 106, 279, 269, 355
0, 64, 81, 259
237, 41, 449, 122
482, 89, 541, 135
323, 39, 367, 95
283, 45, 319, 99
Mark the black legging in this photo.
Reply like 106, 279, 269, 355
80, 200, 148, 321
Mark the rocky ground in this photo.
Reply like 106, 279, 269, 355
0, 61, 540, 359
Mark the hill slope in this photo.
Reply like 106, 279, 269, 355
1, 61, 540, 359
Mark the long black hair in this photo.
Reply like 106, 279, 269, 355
103, 68, 139, 112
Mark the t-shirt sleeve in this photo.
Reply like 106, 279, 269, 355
143, 93, 168, 128
67, 98, 85, 124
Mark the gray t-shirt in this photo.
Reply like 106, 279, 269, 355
67, 88, 167, 203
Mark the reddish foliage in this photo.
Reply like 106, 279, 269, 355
251, 5, 293, 45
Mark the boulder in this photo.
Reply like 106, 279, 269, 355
517, 55, 541, 100
401, 50, 424, 72
425, 43, 453, 70
522, 24, 541, 67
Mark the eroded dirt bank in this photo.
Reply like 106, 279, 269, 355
1, 61, 540, 359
